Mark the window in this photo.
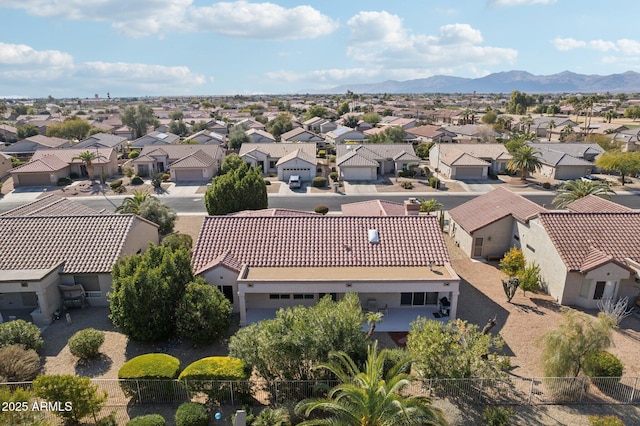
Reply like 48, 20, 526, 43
513, 235, 520, 241
579, 280, 591, 298
593, 281, 606, 300
526, 244, 536, 253
319, 293, 337, 301
74, 275, 100, 292
269, 161, 277, 168
294, 294, 314, 300
269, 293, 292, 300
218, 285, 234, 304
400, 293, 412, 305
401, 292, 439, 306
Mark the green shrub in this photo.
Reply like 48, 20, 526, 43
584, 351, 623, 379
252, 407, 291, 426
118, 354, 181, 403
318, 149, 326, 158
264, 179, 271, 185
124, 166, 135, 178
175, 281, 232, 344
314, 205, 329, 215
429, 176, 440, 188
588, 415, 625, 426
400, 181, 413, 189
127, 414, 166, 426
312, 176, 327, 188
162, 173, 170, 181
175, 402, 208, 426
57, 176, 72, 186
161, 233, 193, 251
114, 185, 127, 194
397, 169, 406, 178
151, 173, 163, 189
131, 176, 144, 185
68, 328, 105, 360
482, 406, 514, 426
128, 150, 140, 159
0, 387, 48, 425
119, 354, 181, 380
0, 344, 41, 382
542, 181, 551, 189
329, 171, 338, 182
329, 155, 336, 162
0, 319, 43, 352
110, 179, 123, 189
179, 356, 250, 404
34, 374, 107, 425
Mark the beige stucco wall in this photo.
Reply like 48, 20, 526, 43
450, 216, 514, 260
0, 268, 62, 325
200, 265, 241, 312
120, 218, 159, 255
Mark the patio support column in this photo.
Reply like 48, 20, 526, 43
238, 288, 247, 327
449, 290, 460, 319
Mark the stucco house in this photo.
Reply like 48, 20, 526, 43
528, 143, 598, 180
1, 135, 72, 161
74, 133, 128, 153
325, 127, 367, 144
429, 143, 511, 179
280, 127, 325, 144
239, 142, 317, 180
130, 131, 180, 149
448, 188, 547, 260
335, 144, 420, 181
0, 152, 12, 178
10, 148, 117, 187
406, 125, 456, 143
126, 144, 224, 182
183, 130, 226, 145
192, 213, 460, 330
0, 195, 158, 325
246, 129, 276, 143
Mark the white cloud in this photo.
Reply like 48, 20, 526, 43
489, 0, 556, 6
189, 1, 338, 40
551, 37, 587, 51
2, 0, 337, 39
346, 12, 516, 70
587, 40, 617, 52
552, 37, 640, 55
0, 42, 206, 95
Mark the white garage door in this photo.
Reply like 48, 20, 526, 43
174, 169, 204, 182
455, 167, 485, 180
281, 168, 313, 182
15, 173, 52, 187
340, 167, 375, 181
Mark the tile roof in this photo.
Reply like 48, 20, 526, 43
341, 200, 407, 216
24, 135, 70, 148
439, 149, 490, 167
10, 155, 69, 172
335, 144, 417, 161
75, 133, 127, 148
192, 215, 450, 274
528, 143, 604, 159
436, 143, 511, 161
138, 144, 223, 163
406, 125, 449, 138
238, 142, 316, 158
534, 150, 592, 167
449, 187, 547, 233
0, 194, 101, 217
336, 150, 379, 167
169, 150, 215, 168
566, 195, 634, 213
229, 208, 320, 217
31, 148, 114, 164
538, 212, 640, 272
276, 149, 317, 166
0, 215, 147, 273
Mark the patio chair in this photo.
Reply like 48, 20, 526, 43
439, 297, 451, 316
366, 298, 378, 313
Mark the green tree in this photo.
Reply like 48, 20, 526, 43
137, 197, 177, 235
175, 278, 232, 344
623, 105, 640, 121
109, 244, 193, 341
552, 179, 615, 208
505, 90, 536, 114
33, 375, 107, 425
191, 120, 210, 132
229, 293, 367, 381
343, 115, 359, 129
499, 247, 525, 278
540, 310, 614, 377
418, 198, 443, 215
337, 101, 351, 116
71, 150, 103, 180
368, 126, 406, 144
10, 104, 28, 118
362, 112, 381, 126
204, 162, 267, 215
16, 124, 39, 139
407, 318, 509, 379
115, 190, 152, 214
547, 120, 556, 141
220, 153, 247, 174
121, 104, 160, 139
266, 113, 293, 140
228, 125, 251, 150
415, 143, 434, 159
507, 146, 542, 180
560, 125, 576, 142
169, 120, 189, 137
595, 151, 640, 186
46, 117, 93, 140
0, 387, 48, 425
304, 104, 328, 120
604, 110, 618, 124
518, 262, 541, 296
295, 341, 447, 426
170, 110, 184, 121
546, 105, 561, 115
481, 110, 498, 124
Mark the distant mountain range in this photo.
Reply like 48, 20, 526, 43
321, 71, 640, 94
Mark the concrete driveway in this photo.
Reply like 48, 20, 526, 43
343, 182, 378, 194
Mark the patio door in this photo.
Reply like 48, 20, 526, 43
473, 237, 483, 258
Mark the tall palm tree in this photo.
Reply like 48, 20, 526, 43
547, 120, 556, 141
72, 150, 104, 181
552, 180, 615, 208
115, 190, 152, 214
507, 146, 542, 181
419, 198, 443, 215
295, 342, 447, 426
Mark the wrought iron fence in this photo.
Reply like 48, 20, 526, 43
2, 376, 640, 407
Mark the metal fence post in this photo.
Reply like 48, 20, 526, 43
136, 380, 142, 403
230, 381, 235, 406
631, 377, 638, 404
579, 377, 585, 403
528, 378, 534, 404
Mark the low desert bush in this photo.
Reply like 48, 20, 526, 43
400, 181, 413, 189
68, 328, 105, 360
109, 179, 123, 189
329, 171, 339, 182
482, 406, 514, 426
312, 176, 327, 188
0, 344, 41, 382
588, 415, 625, 426
57, 176, 73, 186
0, 319, 43, 352
118, 354, 181, 402
131, 176, 144, 185
314, 205, 329, 215
175, 402, 208, 426
127, 414, 166, 426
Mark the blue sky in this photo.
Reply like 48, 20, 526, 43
1, 0, 639, 98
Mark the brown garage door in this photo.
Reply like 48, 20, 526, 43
15, 173, 52, 187
174, 169, 203, 182
455, 167, 485, 180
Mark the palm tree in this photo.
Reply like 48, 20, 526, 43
552, 180, 615, 208
604, 110, 617, 124
72, 150, 103, 180
522, 115, 534, 134
547, 120, 556, 141
560, 125, 575, 142
507, 146, 542, 181
419, 198, 443, 215
252, 407, 291, 426
115, 190, 152, 214
295, 342, 447, 426
364, 311, 384, 340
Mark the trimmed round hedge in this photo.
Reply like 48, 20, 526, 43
585, 350, 624, 384
68, 328, 105, 360
119, 353, 181, 380
131, 176, 145, 185
175, 402, 208, 426
126, 414, 166, 426
178, 357, 248, 381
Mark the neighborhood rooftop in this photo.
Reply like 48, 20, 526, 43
566, 195, 634, 213
0, 194, 101, 217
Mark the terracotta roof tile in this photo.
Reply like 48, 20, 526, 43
169, 150, 215, 168
238, 142, 316, 158
0, 215, 143, 273
192, 216, 450, 273
449, 188, 547, 233
538, 212, 640, 271
31, 148, 114, 164
1, 194, 101, 217
566, 195, 633, 213
341, 200, 407, 216
230, 209, 320, 217
10, 155, 69, 172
